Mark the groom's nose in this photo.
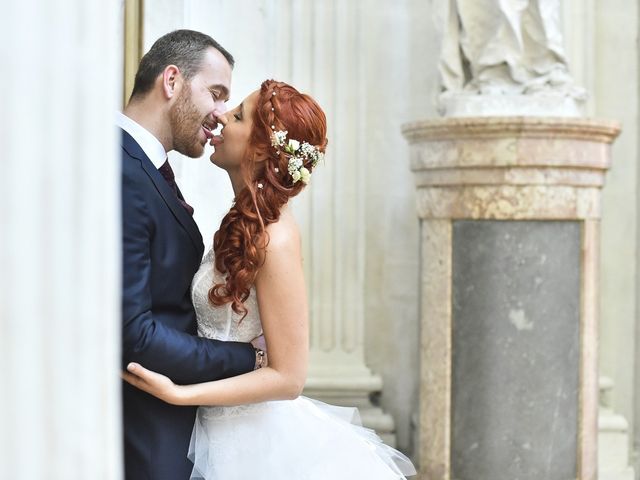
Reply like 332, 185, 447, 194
213, 102, 227, 120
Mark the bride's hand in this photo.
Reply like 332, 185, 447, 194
122, 363, 184, 405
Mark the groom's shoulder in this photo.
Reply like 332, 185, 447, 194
120, 146, 150, 197
121, 147, 146, 185
120, 132, 146, 177
119, 128, 147, 165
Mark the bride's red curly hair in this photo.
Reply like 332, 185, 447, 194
208, 79, 328, 317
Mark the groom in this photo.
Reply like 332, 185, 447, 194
118, 30, 263, 480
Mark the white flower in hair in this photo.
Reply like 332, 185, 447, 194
285, 139, 300, 153
312, 151, 324, 167
270, 129, 324, 185
300, 142, 315, 157
300, 167, 311, 184
288, 157, 303, 177
271, 130, 288, 147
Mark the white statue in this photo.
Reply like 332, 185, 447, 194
435, 0, 585, 115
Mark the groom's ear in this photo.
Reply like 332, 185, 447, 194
161, 65, 182, 100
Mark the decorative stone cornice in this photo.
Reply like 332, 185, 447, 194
402, 117, 620, 143
402, 117, 621, 220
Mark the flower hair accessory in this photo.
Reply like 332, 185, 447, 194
271, 130, 324, 184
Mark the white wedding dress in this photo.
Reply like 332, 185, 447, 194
188, 249, 416, 480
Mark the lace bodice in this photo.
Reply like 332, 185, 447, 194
191, 249, 263, 342
191, 249, 266, 420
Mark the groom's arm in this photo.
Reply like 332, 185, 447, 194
121, 171, 255, 385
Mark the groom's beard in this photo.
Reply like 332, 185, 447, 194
170, 87, 206, 158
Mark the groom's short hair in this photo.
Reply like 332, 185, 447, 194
130, 29, 234, 100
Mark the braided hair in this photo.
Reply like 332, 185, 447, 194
208, 80, 328, 317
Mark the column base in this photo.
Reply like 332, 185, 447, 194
598, 410, 635, 480
599, 377, 636, 479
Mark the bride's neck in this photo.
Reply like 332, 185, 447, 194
227, 170, 245, 196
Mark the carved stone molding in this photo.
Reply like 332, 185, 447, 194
403, 117, 620, 222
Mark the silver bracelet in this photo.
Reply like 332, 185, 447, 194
254, 348, 265, 369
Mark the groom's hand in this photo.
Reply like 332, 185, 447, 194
250, 335, 268, 369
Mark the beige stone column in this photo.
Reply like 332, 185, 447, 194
0, 1, 122, 478
280, 0, 397, 444
402, 118, 620, 480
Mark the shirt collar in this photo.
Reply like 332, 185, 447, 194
116, 111, 167, 169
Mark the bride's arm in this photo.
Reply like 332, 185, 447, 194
123, 221, 309, 406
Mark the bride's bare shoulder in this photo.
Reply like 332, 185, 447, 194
264, 210, 301, 256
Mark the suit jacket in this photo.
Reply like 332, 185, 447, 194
120, 129, 255, 480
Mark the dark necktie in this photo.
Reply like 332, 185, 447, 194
158, 160, 195, 216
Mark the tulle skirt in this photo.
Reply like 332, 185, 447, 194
188, 396, 416, 479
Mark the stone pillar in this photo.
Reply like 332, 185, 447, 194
281, 0, 396, 444
0, 1, 122, 479
402, 117, 619, 480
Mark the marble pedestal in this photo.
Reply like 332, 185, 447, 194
402, 117, 620, 480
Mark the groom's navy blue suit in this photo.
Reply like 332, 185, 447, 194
120, 129, 255, 480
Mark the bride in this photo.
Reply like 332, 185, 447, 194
123, 79, 416, 480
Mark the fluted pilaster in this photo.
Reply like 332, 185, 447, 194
271, 0, 396, 439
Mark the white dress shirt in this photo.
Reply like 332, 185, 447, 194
116, 111, 167, 169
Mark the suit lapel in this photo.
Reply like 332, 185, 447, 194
121, 129, 204, 254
